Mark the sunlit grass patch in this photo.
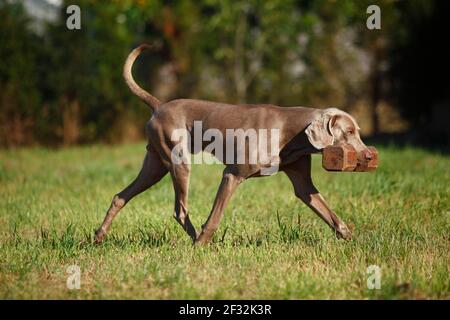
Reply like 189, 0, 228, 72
0, 143, 449, 299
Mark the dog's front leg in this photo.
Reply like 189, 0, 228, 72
284, 156, 352, 240
195, 170, 243, 245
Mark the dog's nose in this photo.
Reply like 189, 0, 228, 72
363, 149, 373, 160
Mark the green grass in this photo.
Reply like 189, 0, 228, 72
0, 143, 449, 299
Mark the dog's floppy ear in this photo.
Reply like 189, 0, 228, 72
305, 110, 339, 150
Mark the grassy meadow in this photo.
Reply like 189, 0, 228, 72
0, 143, 449, 299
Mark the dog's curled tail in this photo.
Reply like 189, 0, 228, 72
123, 44, 162, 111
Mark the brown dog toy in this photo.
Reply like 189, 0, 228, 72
322, 145, 378, 172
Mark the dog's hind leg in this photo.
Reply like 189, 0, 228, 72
170, 163, 199, 241
94, 145, 168, 243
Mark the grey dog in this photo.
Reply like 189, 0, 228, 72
94, 44, 374, 245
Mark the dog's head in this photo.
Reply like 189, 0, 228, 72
305, 108, 373, 161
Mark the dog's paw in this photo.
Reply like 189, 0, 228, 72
94, 229, 105, 244
194, 232, 213, 246
193, 237, 207, 246
336, 224, 352, 240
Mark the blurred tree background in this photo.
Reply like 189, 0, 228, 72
0, 0, 449, 147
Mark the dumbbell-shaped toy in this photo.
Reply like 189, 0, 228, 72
322, 144, 378, 172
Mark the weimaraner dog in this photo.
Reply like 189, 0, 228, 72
94, 44, 374, 245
